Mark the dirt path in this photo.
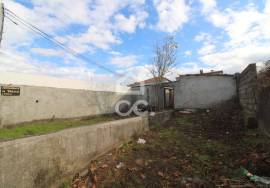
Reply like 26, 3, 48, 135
66, 104, 270, 188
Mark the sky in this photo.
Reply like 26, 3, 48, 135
0, 0, 270, 91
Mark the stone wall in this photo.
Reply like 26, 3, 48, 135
0, 84, 136, 127
257, 86, 270, 133
238, 64, 258, 126
0, 116, 149, 188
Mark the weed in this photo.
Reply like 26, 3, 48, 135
0, 115, 121, 141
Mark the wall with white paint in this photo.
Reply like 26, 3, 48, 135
174, 75, 237, 108
0, 84, 135, 127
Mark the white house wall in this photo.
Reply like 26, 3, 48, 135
174, 76, 237, 109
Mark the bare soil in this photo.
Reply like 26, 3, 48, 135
66, 102, 270, 188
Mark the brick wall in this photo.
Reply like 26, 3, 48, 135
238, 64, 258, 126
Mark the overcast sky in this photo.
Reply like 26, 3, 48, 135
1, 0, 270, 91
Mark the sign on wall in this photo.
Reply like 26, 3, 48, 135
1, 86, 20, 96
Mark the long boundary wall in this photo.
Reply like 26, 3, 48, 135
258, 87, 270, 132
0, 84, 135, 127
0, 116, 149, 188
238, 64, 258, 126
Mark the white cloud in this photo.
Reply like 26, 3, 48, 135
31, 48, 64, 57
0, 49, 134, 92
176, 62, 201, 74
0, 71, 131, 92
114, 11, 148, 33
184, 50, 192, 56
198, 44, 215, 55
194, 32, 212, 42
198, 0, 270, 73
265, 0, 270, 13
67, 26, 121, 51
2, 0, 148, 53
60, 0, 148, 52
114, 14, 137, 33
199, 0, 216, 13
153, 0, 190, 33
123, 64, 152, 83
195, 32, 216, 56
200, 44, 270, 73
0, 49, 91, 78
109, 51, 122, 56
0, 0, 150, 90
110, 55, 138, 68
200, 1, 270, 46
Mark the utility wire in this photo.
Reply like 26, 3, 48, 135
4, 8, 121, 76
5, 9, 77, 55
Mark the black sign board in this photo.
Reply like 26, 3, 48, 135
1, 86, 20, 96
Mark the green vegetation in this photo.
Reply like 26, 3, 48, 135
0, 115, 121, 141
59, 181, 70, 188
79, 113, 270, 188
175, 116, 193, 127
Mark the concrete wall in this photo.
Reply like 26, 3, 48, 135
174, 75, 237, 109
0, 84, 134, 127
238, 64, 258, 125
0, 116, 149, 188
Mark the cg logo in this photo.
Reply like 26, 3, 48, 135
115, 100, 149, 116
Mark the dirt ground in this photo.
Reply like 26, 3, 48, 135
67, 102, 270, 188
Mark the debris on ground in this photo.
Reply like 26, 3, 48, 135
137, 138, 146, 144
116, 162, 125, 169
101, 164, 108, 168
178, 109, 196, 114
179, 110, 192, 114
66, 101, 270, 188
242, 167, 270, 185
149, 112, 156, 116
135, 158, 144, 166
180, 177, 205, 188
71, 162, 97, 188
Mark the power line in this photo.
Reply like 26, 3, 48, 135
5, 9, 76, 55
4, 8, 121, 76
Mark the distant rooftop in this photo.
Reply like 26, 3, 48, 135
176, 70, 234, 80
128, 76, 171, 87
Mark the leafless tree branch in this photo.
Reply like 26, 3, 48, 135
148, 36, 178, 111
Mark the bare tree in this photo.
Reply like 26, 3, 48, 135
258, 60, 270, 89
149, 36, 178, 111
150, 36, 178, 78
